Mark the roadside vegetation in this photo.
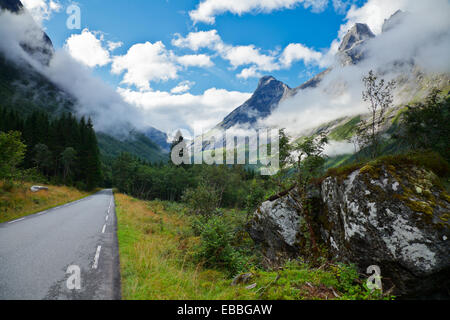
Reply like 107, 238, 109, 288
115, 193, 387, 300
0, 118, 100, 223
0, 181, 90, 223
113, 72, 448, 300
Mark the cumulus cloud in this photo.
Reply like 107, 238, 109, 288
118, 87, 251, 134
64, 29, 111, 68
173, 29, 325, 78
176, 54, 213, 68
0, 10, 251, 136
280, 43, 323, 67
111, 41, 179, 91
107, 40, 123, 52
171, 80, 195, 94
339, 0, 408, 36
259, 0, 450, 137
21, 0, 61, 24
189, 0, 330, 24
237, 66, 262, 79
172, 30, 221, 51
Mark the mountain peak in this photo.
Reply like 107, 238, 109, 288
382, 10, 408, 33
256, 75, 278, 89
0, 0, 23, 13
338, 23, 375, 53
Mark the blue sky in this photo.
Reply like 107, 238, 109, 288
19, 0, 415, 133
39, 0, 365, 93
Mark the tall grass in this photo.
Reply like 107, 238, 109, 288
0, 181, 90, 223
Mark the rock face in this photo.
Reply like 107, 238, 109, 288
382, 10, 408, 33
247, 189, 305, 265
219, 76, 291, 129
321, 165, 450, 297
338, 23, 375, 66
248, 164, 450, 297
0, 0, 54, 65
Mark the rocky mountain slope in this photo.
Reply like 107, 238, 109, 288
0, 0, 168, 163
216, 10, 446, 137
215, 20, 375, 131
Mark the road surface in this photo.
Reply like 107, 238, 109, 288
0, 189, 121, 300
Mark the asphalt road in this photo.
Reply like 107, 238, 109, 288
0, 189, 121, 300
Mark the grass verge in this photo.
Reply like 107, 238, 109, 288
115, 193, 390, 300
0, 181, 92, 223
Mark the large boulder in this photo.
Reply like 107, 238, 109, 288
248, 163, 450, 297
321, 164, 450, 297
247, 189, 309, 266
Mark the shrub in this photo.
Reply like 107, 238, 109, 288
181, 180, 221, 216
191, 215, 250, 276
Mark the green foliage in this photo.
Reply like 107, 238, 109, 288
250, 260, 390, 300
356, 70, 396, 159
191, 215, 253, 277
0, 131, 26, 180
401, 89, 450, 161
293, 133, 328, 187
0, 107, 102, 190
182, 180, 221, 216
245, 179, 267, 213
329, 116, 361, 141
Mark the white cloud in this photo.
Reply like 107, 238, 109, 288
237, 66, 262, 79
171, 80, 195, 94
221, 44, 279, 71
172, 29, 328, 78
111, 41, 179, 91
339, 0, 408, 36
172, 30, 221, 51
280, 43, 323, 67
118, 87, 251, 133
189, 0, 330, 24
260, 0, 450, 136
21, 0, 61, 24
176, 54, 214, 68
64, 29, 111, 68
107, 41, 123, 52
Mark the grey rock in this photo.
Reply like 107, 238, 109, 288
247, 188, 307, 265
338, 23, 375, 66
218, 76, 291, 129
320, 165, 450, 297
30, 186, 49, 192
231, 273, 254, 286
382, 10, 408, 33
249, 164, 450, 297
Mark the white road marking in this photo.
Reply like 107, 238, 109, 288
105, 215, 109, 221
92, 245, 102, 269
8, 218, 25, 224
102, 224, 106, 233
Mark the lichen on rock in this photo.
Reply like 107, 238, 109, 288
248, 162, 450, 297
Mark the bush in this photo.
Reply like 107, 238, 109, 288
191, 215, 250, 276
182, 180, 221, 216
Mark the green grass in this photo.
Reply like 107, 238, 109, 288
328, 116, 361, 141
0, 181, 92, 223
115, 193, 391, 300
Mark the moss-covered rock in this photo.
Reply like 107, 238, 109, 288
321, 164, 450, 297
249, 157, 450, 297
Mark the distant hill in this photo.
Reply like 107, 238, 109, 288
0, 0, 168, 164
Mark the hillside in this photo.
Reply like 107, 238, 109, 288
0, 1, 168, 164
